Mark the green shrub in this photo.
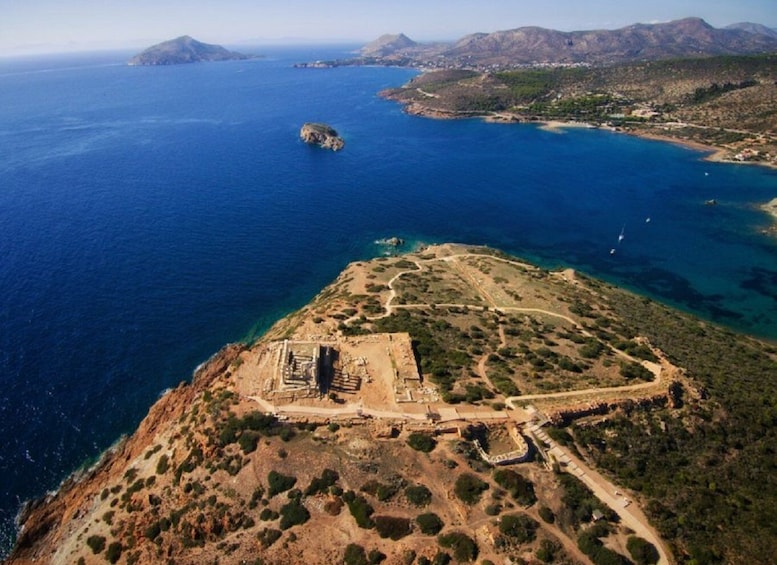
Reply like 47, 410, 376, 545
454, 473, 489, 504
493, 469, 536, 506
86, 535, 106, 554
484, 503, 502, 516
627, 536, 660, 565
360, 479, 399, 502
344, 543, 368, 565
498, 513, 538, 543
407, 432, 437, 452
257, 528, 282, 548
144, 521, 161, 540
580, 339, 605, 359
238, 430, 261, 453
279, 499, 310, 530
259, 508, 279, 521
155, 454, 169, 475
578, 532, 631, 565
344, 491, 375, 529
249, 486, 265, 509
105, 542, 123, 564
305, 469, 340, 496
536, 539, 560, 563
405, 484, 432, 507
538, 505, 555, 523
267, 470, 297, 497
374, 515, 412, 540
438, 531, 478, 562
279, 426, 295, 442
416, 512, 444, 535
619, 361, 653, 381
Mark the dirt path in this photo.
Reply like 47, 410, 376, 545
372, 253, 666, 403
531, 425, 672, 565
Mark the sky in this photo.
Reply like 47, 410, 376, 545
2, 0, 776, 55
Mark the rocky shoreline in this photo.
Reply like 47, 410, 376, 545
384, 95, 777, 171
7, 343, 244, 563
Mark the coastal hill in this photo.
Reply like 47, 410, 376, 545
380, 53, 777, 168
6, 244, 777, 564
349, 18, 777, 68
725, 22, 777, 39
442, 17, 777, 66
128, 35, 251, 66
360, 33, 418, 57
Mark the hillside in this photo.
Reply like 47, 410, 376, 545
360, 34, 418, 57
128, 36, 251, 66
380, 54, 777, 168
6, 244, 777, 564
725, 22, 777, 39
440, 18, 777, 67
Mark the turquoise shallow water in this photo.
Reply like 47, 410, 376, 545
1, 46, 776, 553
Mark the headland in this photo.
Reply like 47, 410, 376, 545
7, 243, 777, 564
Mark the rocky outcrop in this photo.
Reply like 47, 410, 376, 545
300, 123, 345, 151
7, 343, 244, 563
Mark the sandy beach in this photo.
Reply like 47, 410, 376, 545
538, 120, 598, 132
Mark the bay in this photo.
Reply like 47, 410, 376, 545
0, 45, 776, 554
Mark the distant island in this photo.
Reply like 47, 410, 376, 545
300, 122, 345, 151
128, 35, 252, 66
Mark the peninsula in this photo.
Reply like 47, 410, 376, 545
128, 35, 252, 66
7, 244, 777, 564
300, 122, 345, 151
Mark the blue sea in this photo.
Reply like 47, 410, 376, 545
1, 46, 776, 554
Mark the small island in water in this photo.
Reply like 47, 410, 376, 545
128, 35, 252, 66
300, 122, 345, 151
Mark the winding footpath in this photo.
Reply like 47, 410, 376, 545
371, 253, 669, 405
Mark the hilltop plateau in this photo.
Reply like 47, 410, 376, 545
7, 244, 777, 565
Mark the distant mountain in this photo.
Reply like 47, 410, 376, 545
725, 22, 777, 39
128, 35, 250, 66
359, 33, 418, 56
359, 17, 777, 67
442, 18, 777, 65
